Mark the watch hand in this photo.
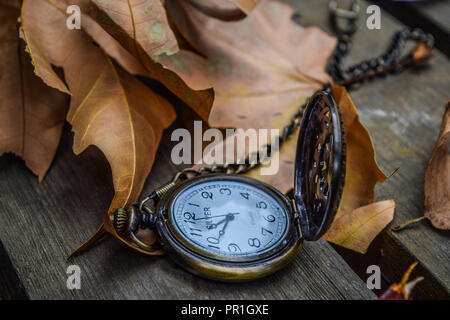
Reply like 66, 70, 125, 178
219, 219, 230, 237
193, 212, 240, 221
207, 217, 227, 229
219, 213, 236, 238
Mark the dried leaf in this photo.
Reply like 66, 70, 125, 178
379, 262, 424, 300
164, 0, 336, 130
424, 102, 450, 230
392, 102, 450, 232
331, 86, 388, 219
91, 0, 179, 57
21, 0, 176, 253
184, 0, 259, 21
324, 200, 395, 254
0, 2, 67, 181
228, 0, 260, 13
67, 0, 214, 121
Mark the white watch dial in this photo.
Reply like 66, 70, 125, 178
170, 178, 290, 260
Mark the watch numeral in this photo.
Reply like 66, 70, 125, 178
202, 191, 213, 200
207, 236, 220, 244
188, 202, 200, 207
261, 227, 273, 236
219, 188, 231, 195
256, 201, 267, 209
190, 228, 202, 237
263, 215, 276, 222
208, 245, 220, 250
248, 238, 261, 248
240, 192, 249, 200
184, 212, 196, 220
227, 243, 241, 252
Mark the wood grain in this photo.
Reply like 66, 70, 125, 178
0, 0, 448, 299
0, 121, 374, 299
290, 0, 450, 298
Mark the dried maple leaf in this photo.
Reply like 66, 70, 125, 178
379, 262, 424, 300
21, 0, 176, 253
90, 0, 179, 57
324, 200, 395, 254
0, 1, 67, 181
61, 0, 214, 121
163, 0, 336, 131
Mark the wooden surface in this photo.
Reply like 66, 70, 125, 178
0, 0, 449, 299
291, 0, 450, 298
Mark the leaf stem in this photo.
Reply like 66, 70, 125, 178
391, 216, 426, 232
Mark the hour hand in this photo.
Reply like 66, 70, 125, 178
218, 213, 237, 237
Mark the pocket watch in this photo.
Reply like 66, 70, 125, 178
112, 91, 346, 282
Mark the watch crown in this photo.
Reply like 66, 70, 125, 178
113, 208, 129, 235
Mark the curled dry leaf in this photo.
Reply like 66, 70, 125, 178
0, 1, 67, 181
393, 102, 450, 231
379, 262, 424, 300
63, 0, 214, 121
324, 200, 395, 254
424, 102, 450, 230
21, 0, 176, 254
330, 86, 388, 218
322, 87, 389, 253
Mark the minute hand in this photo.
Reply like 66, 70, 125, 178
193, 212, 240, 220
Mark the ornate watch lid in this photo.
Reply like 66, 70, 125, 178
294, 91, 346, 241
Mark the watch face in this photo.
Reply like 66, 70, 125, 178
168, 177, 290, 261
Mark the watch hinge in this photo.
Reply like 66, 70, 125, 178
290, 198, 303, 239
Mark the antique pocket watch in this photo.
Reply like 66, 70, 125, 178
113, 91, 346, 282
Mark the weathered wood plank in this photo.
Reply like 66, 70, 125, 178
290, 0, 450, 297
0, 121, 374, 299
1, 0, 448, 300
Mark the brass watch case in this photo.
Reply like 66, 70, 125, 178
154, 174, 303, 282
